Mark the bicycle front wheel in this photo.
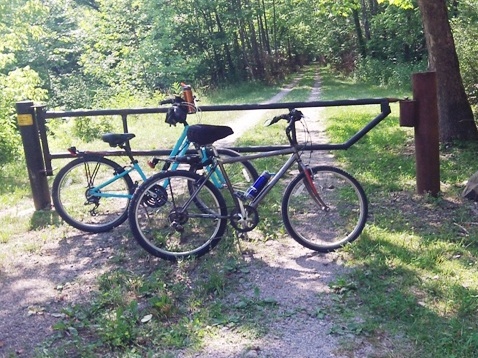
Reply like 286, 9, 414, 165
128, 170, 228, 261
52, 156, 134, 233
282, 166, 368, 252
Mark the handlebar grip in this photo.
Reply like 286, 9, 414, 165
265, 113, 289, 127
160, 98, 175, 105
274, 114, 289, 121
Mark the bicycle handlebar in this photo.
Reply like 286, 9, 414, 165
263, 108, 305, 147
160, 96, 184, 106
266, 108, 304, 127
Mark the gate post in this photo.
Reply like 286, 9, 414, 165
16, 101, 51, 210
400, 72, 440, 196
413, 72, 440, 196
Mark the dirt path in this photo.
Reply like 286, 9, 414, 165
174, 73, 365, 357
0, 72, 366, 357
216, 77, 301, 147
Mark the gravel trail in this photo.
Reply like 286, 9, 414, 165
175, 72, 358, 358
0, 72, 363, 357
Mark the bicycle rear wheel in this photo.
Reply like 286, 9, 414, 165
128, 170, 228, 261
282, 166, 368, 252
52, 156, 134, 233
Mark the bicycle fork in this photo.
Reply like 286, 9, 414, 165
298, 163, 330, 212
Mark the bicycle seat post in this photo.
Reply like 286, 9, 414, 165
120, 141, 136, 164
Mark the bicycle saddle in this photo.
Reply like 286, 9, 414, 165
187, 124, 233, 145
101, 133, 136, 147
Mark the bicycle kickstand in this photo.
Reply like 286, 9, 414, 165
234, 230, 246, 254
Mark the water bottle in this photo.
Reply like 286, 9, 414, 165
245, 171, 271, 199
181, 83, 196, 114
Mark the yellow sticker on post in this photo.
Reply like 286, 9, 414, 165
17, 114, 33, 126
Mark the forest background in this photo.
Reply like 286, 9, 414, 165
1, 0, 478, 164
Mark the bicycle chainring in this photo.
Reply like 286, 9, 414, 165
142, 184, 168, 208
230, 205, 259, 232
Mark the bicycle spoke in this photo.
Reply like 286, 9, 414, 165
129, 171, 227, 261
282, 166, 368, 252
52, 156, 133, 232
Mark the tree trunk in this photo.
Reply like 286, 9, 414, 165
260, 0, 271, 54
352, 9, 366, 58
234, 0, 255, 80
214, 10, 236, 81
200, 9, 225, 83
361, 0, 371, 40
418, 0, 478, 141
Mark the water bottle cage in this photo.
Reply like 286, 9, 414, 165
245, 171, 271, 199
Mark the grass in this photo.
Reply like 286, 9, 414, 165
2, 65, 478, 357
316, 68, 478, 357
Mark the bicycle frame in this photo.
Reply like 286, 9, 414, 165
178, 145, 317, 223
165, 128, 228, 188
219, 147, 298, 208
180, 113, 328, 219
161, 126, 190, 172
87, 161, 146, 199
85, 122, 230, 200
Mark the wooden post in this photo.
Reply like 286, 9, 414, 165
16, 101, 51, 210
412, 72, 440, 196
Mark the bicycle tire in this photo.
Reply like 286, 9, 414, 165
128, 170, 228, 261
52, 155, 134, 233
282, 166, 368, 252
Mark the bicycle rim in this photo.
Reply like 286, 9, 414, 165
282, 166, 368, 252
129, 170, 227, 261
52, 157, 133, 233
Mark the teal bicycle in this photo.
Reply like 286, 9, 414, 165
51, 96, 258, 233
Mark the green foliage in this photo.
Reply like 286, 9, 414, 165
354, 57, 427, 89
378, 0, 414, 10
73, 117, 113, 142
0, 67, 47, 164
451, 0, 478, 112
2, 0, 473, 117
2, 0, 478, 155
0, 0, 49, 164
80, 0, 153, 91
368, 4, 425, 62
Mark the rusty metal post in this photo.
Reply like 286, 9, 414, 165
16, 101, 51, 210
412, 72, 440, 196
